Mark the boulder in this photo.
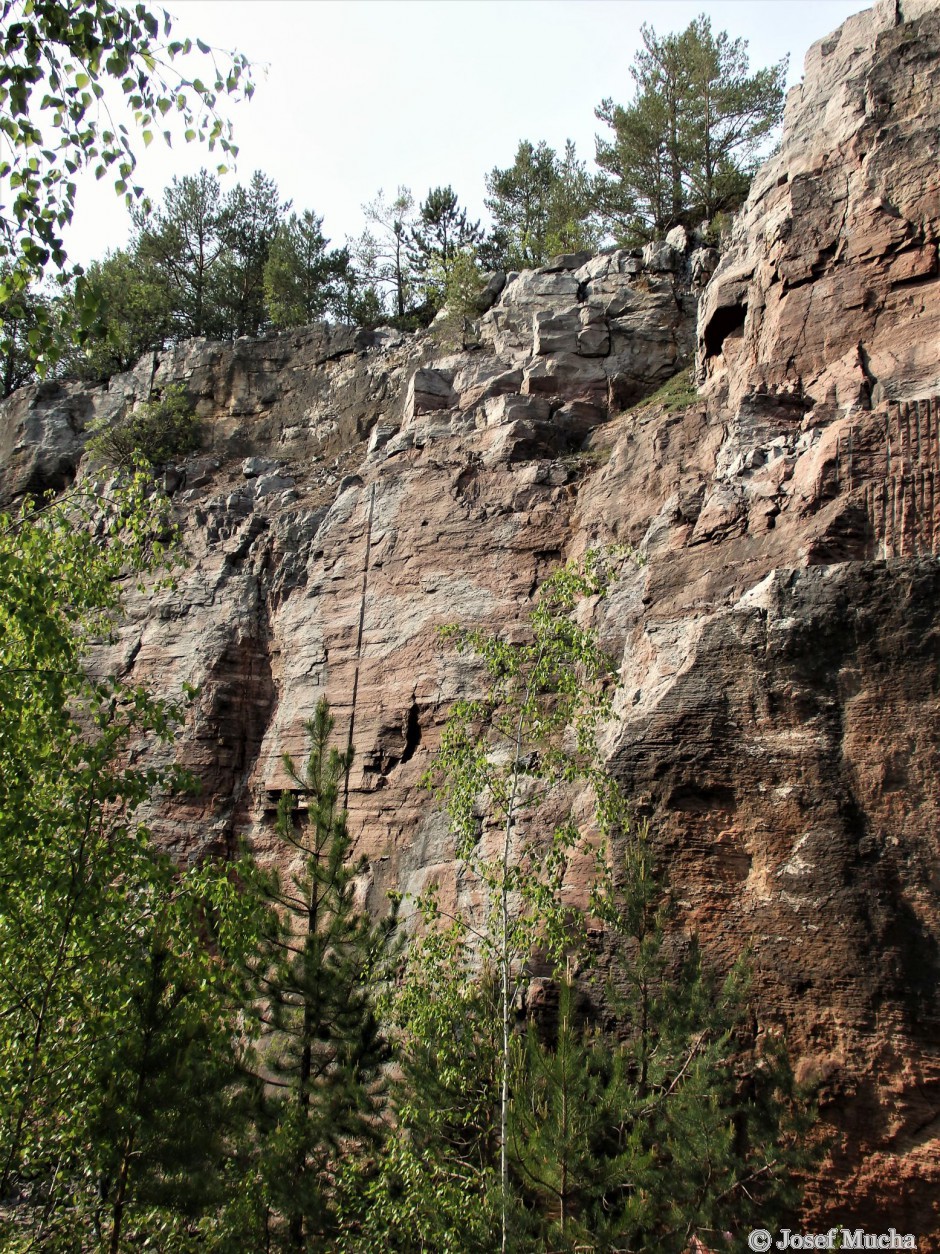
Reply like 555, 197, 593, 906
532, 307, 581, 355
404, 368, 457, 418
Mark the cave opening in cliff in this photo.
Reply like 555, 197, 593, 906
702, 300, 748, 359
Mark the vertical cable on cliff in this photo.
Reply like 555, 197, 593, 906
344, 482, 376, 810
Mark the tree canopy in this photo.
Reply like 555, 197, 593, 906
264, 208, 355, 330
0, 0, 253, 365
352, 186, 417, 320
595, 15, 786, 243
407, 185, 483, 313
0, 4, 794, 391
483, 139, 598, 271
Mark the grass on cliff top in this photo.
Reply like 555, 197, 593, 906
638, 366, 700, 414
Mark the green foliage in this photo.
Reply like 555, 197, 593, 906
638, 364, 700, 414
577, 826, 816, 1251
264, 208, 356, 330
429, 549, 622, 879
0, 0, 252, 366
252, 698, 397, 1249
483, 139, 599, 271
132, 166, 292, 340
420, 551, 627, 1248
390, 902, 502, 1177
216, 169, 288, 337
509, 973, 634, 1246
390, 551, 814, 1251
0, 276, 56, 395
86, 383, 201, 470
337, 1135, 501, 1254
430, 246, 488, 349
352, 186, 417, 320
702, 209, 734, 248
49, 857, 263, 1251
61, 247, 173, 380
60, 172, 358, 364
545, 140, 603, 259
484, 139, 558, 270
595, 16, 786, 243
339, 911, 504, 1252
0, 475, 268, 1248
408, 185, 483, 315
133, 168, 228, 340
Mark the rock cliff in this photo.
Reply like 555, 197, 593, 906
1, 0, 938, 1234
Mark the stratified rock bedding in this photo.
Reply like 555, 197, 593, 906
1, 0, 938, 1234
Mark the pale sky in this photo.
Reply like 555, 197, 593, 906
62, 0, 867, 266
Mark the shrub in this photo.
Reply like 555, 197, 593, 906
431, 249, 488, 350
86, 385, 201, 470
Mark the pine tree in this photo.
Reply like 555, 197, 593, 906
407, 186, 483, 314
82, 861, 255, 1253
509, 972, 634, 1248
255, 699, 396, 1250
263, 209, 355, 329
217, 170, 288, 337
483, 140, 598, 270
595, 16, 786, 243
352, 186, 417, 320
546, 140, 601, 258
581, 823, 815, 1252
133, 169, 227, 339
484, 141, 559, 270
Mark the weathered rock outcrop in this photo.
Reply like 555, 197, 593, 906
699, 0, 940, 415
1, 0, 939, 1235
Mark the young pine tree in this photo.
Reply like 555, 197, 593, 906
407, 186, 483, 316
255, 699, 396, 1250
509, 971, 634, 1249
81, 862, 256, 1254
582, 822, 816, 1252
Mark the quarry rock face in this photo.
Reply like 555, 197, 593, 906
1, 0, 939, 1235
699, 0, 940, 415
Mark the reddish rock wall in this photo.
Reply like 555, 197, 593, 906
1, 0, 938, 1234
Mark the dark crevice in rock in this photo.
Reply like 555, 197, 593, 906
702, 300, 748, 359
890, 268, 940, 289
857, 340, 882, 407
398, 701, 422, 768
667, 783, 737, 813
